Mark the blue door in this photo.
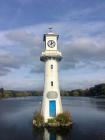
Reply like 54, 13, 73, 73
49, 100, 56, 117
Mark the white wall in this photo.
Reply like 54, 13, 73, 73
41, 59, 63, 122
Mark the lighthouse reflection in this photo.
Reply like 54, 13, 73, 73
44, 128, 62, 140
33, 127, 71, 140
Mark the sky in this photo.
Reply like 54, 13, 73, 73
0, 0, 105, 90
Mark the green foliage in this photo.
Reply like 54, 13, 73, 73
61, 83, 105, 97
3, 90, 13, 97
0, 88, 4, 97
89, 84, 105, 96
46, 112, 72, 127
33, 112, 44, 125
72, 91, 80, 96
48, 118, 57, 123
0, 83, 105, 98
0, 89, 42, 98
33, 111, 72, 127
0, 93, 2, 98
56, 112, 72, 124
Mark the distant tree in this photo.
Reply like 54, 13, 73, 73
0, 88, 4, 97
1, 83, 105, 98
72, 91, 80, 96
94, 84, 105, 96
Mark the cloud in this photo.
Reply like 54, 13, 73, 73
59, 28, 105, 70
0, 0, 105, 90
0, 77, 43, 90
0, 19, 105, 90
0, 49, 31, 76
58, 1, 105, 22
0, 20, 105, 77
0, 28, 43, 76
30, 62, 44, 73
6, 30, 41, 47
0, 67, 11, 76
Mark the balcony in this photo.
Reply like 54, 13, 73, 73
40, 50, 62, 61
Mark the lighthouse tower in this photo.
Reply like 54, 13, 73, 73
40, 30, 63, 122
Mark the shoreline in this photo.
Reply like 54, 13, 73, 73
1, 95, 105, 99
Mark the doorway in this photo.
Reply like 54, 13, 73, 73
49, 100, 56, 117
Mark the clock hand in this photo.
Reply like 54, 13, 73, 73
51, 41, 53, 45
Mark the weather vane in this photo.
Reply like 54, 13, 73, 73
48, 27, 53, 32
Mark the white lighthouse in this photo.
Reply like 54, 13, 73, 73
40, 29, 63, 122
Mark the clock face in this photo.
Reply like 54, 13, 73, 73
47, 40, 56, 48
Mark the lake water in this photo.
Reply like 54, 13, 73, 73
0, 96, 105, 140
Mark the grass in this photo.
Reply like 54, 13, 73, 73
33, 111, 72, 127
56, 112, 72, 125
33, 112, 44, 126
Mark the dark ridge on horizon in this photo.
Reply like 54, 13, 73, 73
0, 83, 105, 98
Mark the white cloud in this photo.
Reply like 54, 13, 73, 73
0, 20, 105, 89
0, 21, 105, 74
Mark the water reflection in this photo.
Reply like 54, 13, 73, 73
44, 129, 62, 140
89, 97, 105, 111
0, 97, 105, 140
33, 127, 71, 140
